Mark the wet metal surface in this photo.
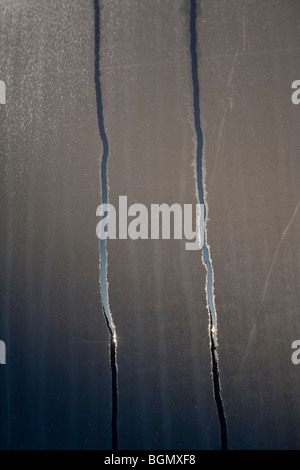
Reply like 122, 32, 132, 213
0, 0, 300, 450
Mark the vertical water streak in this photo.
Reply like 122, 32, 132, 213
94, 0, 118, 450
189, 0, 228, 450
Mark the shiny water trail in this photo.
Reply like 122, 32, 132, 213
94, 0, 118, 450
190, 0, 228, 450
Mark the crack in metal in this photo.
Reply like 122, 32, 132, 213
94, 0, 118, 451
190, 0, 228, 450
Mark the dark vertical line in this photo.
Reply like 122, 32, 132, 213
189, 0, 228, 450
210, 316, 228, 450
110, 336, 118, 450
94, 0, 118, 451
94, 0, 109, 208
190, 0, 204, 208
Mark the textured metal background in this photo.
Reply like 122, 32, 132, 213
0, 0, 300, 450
